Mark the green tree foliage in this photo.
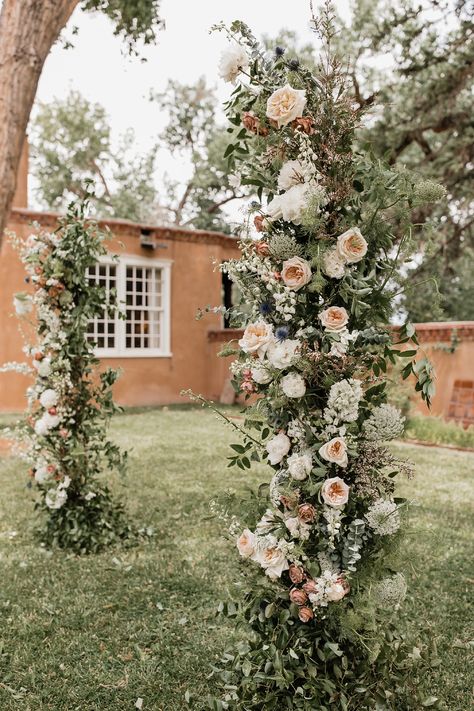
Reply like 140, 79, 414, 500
341, 0, 474, 321
81, 0, 164, 51
31, 91, 160, 223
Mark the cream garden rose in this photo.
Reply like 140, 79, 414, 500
251, 364, 273, 384
281, 256, 312, 290
218, 42, 250, 83
266, 432, 291, 465
319, 306, 349, 332
336, 228, 368, 264
266, 84, 306, 127
266, 338, 300, 369
237, 528, 256, 558
239, 321, 273, 358
322, 249, 346, 279
256, 537, 289, 579
267, 184, 310, 225
277, 160, 306, 190
321, 476, 350, 507
319, 437, 348, 468
287, 450, 312, 480
281, 372, 306, 399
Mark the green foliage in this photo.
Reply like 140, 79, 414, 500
31, 91, 160, 222
81, 0, 164, 51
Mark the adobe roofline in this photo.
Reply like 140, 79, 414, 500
8, 208, 240, 249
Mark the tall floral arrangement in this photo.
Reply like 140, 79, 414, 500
208, 11, 439, 710
5, 196, 134, 553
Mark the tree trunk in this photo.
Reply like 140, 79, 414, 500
0, 0, 79, 246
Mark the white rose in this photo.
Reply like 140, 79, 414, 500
319, 437, 348, 468
33, 357, 52, 378
322, 249, 346, 279
266, 432, 291, 465
266, 338, 300, 369
281, 372, 306, 399
278, 183, 309, 224
277, 160, 306, 190
257, 537, 289, 580
285, 516, 311, 540
45, 487, 68, 510
336, 228, 368, 264
237, 528, 256, 558
251, 364, 273, 384
34, 466, 53, 485
13, 294, 32, 316
218, 42, 250, 83
34, 412, 60, 436
39, 389, 59, 410
266, 84, 306, 127
239, 321, 274, 359
287, 451, 312, 480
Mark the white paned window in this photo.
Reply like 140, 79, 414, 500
87, 256, 171, 357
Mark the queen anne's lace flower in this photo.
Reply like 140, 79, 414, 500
363, 404, 405, 441
365, 499, 401, 536
372, 574, 408, 609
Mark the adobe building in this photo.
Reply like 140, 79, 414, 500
0, 142, 240, 412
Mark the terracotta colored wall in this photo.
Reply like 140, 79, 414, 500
409, 322, 474, 426
0, 209, 240, 412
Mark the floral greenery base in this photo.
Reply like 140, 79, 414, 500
5, 191, 136, 554
35, 484, 137, 554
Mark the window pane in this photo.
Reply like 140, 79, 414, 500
125, 265, 164, 351
86, 264, 117, 351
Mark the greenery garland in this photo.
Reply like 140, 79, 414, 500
206, 9, 441, 710
6, 195, 135, 553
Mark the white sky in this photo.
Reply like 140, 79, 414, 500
29, 0, 350, 210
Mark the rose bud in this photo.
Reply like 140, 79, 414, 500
254, 215, 265, 233
273, 271, 281, 280
298, 503, 316, 523
241, 380, 255, 394
34, 352, 44, 361
298, 606, 314, 623
255, 240, 270, 256
34, 266, 42, 275
47, 464, 56, 474
280, 494, 297, 510
288, 564, 305, 584
290, 588, 308, 606
59, 428, 69, 439
303, 579, 318, 594
48, 407, 57, 416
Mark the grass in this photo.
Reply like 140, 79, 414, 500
405, 413, 474, 449
0, 408, 472, 710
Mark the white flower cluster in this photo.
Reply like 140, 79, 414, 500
307, 570, 348, 607
363, 404, 405, 442
322, 506, 343, 550
324, 379, 363, 426
372, 573, 408, 609
365, 499, 401, 536
237, 527, 295, 580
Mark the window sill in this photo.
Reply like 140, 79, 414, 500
95, 351, 173, 359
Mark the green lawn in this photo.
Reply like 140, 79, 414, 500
0, 408, 472, 710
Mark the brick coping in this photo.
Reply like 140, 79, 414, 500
9, 208, 239, 249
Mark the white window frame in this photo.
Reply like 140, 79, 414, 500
90, 254, 172, 358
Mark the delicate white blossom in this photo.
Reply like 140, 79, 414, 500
365, 499, 401, 536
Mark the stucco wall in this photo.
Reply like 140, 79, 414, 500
0, 209, 240, 411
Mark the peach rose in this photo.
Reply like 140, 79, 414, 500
254, 215, 266, 232
321, 476, 350, 507
319, 438, 349, 468
302, 579, 318, 595
298, 503, 316, 523
319, 306, 349, 332
288, 564, 305, 584
336, 228, 368, 264
290, 588, 308, 606
238, 321, 273, 359
266, 84, 307, 128
281, 257, 312, 291
298, 606, 314, 623
237, 528, 256, 558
